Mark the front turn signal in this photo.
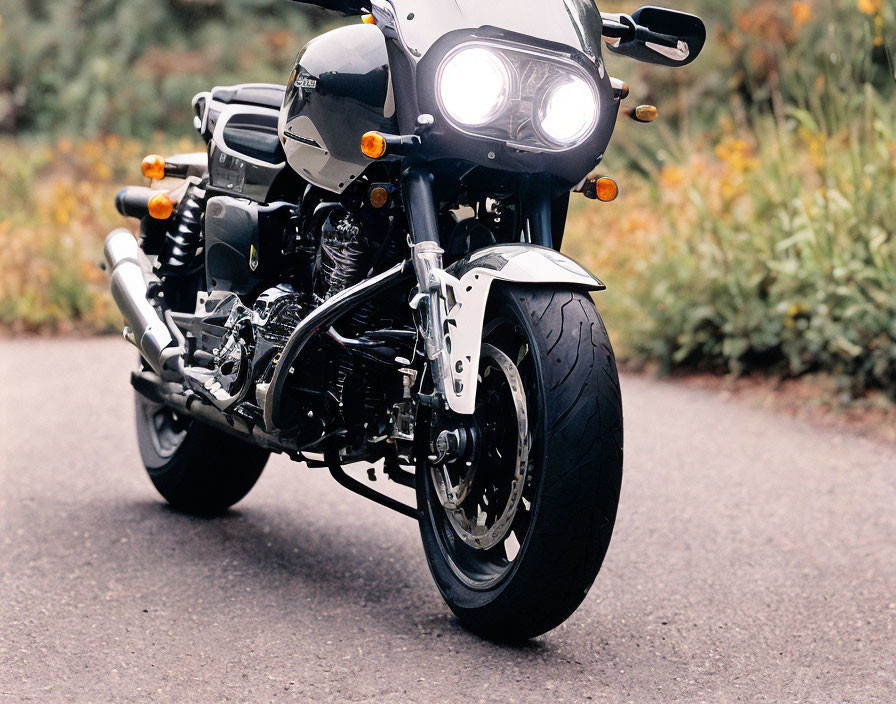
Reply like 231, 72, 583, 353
141, 154, 166, 180
361, 13, 375, 24
595, 177, 619, 202
624, 105, 659, 123
147, 192, 174, 220
361, 132, 387, 159
369, 185, 389, 208
581, 176, 619, 202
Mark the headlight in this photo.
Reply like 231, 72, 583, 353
437, 47, 511, 127
537, 75, 598, 147
430, 41, 600, 152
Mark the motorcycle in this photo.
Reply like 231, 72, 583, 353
105, 0, 705, 640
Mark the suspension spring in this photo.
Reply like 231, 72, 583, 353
157, 184, 206, 274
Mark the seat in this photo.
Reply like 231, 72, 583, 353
211, 83, 286, 111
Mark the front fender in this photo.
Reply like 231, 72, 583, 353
440, 244, 604, 415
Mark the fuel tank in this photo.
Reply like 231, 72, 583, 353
279, 24, 398, 194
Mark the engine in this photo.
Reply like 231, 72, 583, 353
182, 285, 305, 411
182, 193, 392, 429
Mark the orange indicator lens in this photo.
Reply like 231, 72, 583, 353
361, 132, 387, 159
634, 105, 659, 122
147, 192, 175, 220
595, 177, 619, 202
369, 186, 389, 208
141, 154, 166, 180
361, 13, 375, 24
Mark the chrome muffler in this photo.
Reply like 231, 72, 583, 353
104, 228, 182, 379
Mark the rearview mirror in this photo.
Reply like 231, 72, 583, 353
287, 0, 369, 15
606, 6, 706, 67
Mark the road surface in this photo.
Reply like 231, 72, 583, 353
1, 338, 894, 703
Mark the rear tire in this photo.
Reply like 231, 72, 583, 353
418, 285, 623, 640
135, 393, 269, 515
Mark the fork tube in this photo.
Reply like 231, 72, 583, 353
401, 165, 440, 244
400, 165, 452, 408
527, 180, 554, 249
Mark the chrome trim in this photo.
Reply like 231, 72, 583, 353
104, 229, 183, 380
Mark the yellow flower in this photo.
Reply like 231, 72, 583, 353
660, 165, 685, 189
715, 137, 757, 174
791, 2, 811, 27
857, 0, 882, 16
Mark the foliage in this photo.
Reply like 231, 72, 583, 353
0, 0, 332, 136
566, 0, 896, 397
0, 135, 199, 333
1, 0, 895, 401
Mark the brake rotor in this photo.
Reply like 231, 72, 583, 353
430, 343, 530, 550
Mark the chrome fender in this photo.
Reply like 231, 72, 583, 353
439, 244, 605, 415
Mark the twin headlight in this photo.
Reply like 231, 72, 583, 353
436, 43, 600, 151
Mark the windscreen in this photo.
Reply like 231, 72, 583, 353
384, 0, 603, 58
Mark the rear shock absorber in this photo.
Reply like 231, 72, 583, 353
157, 183, 206, 275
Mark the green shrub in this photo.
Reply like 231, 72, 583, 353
0, 0, 334, 136
568, 0, 896, 397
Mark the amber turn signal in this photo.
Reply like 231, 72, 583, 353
634, 105, 659, 122
581, 176, 619, 202
595, 177, 619, 202
369, 186, 389, 208
147, 192, 175, 220
361, 13, 375, 24
361, 132, 387, 159
141, 154, 166, 180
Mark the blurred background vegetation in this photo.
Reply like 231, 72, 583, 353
1, 1, 894, 399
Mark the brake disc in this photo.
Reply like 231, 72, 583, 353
431, 343, 530, 551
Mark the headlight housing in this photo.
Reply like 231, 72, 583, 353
537, 75, 598, 147
438, 47, 511, 127
434, 41, 600, 152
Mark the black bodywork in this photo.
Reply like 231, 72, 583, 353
280, 24, 399, 193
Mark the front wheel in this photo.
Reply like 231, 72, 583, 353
418, 285, 623, 640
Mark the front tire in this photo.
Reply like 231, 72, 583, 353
418, 285, 623, 640
135, 393, 270, 515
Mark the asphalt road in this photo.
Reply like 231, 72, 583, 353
1, 338, 894, 703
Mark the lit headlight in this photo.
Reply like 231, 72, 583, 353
437, 47, 511, 127
537, 75, 598, 147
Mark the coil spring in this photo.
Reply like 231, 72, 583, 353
312, 211, 374, 408
313, 211, 366, 306
158, 184, 205, 273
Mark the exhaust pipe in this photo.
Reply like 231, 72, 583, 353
104, 229, 182, 379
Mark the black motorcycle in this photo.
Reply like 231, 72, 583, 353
106, 0, 704, 640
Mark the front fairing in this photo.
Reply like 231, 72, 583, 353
375, 0, 617, 189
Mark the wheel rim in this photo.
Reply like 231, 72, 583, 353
426, 325, 539, 590
138, 397, 190, 460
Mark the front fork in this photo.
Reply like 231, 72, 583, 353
401, 166, 560, 412
401, 166, 455, 410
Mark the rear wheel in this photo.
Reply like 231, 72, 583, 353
417, 285, 623, 640
135, 393, 269, 515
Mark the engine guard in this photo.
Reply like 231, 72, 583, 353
440, 244, 605, 415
